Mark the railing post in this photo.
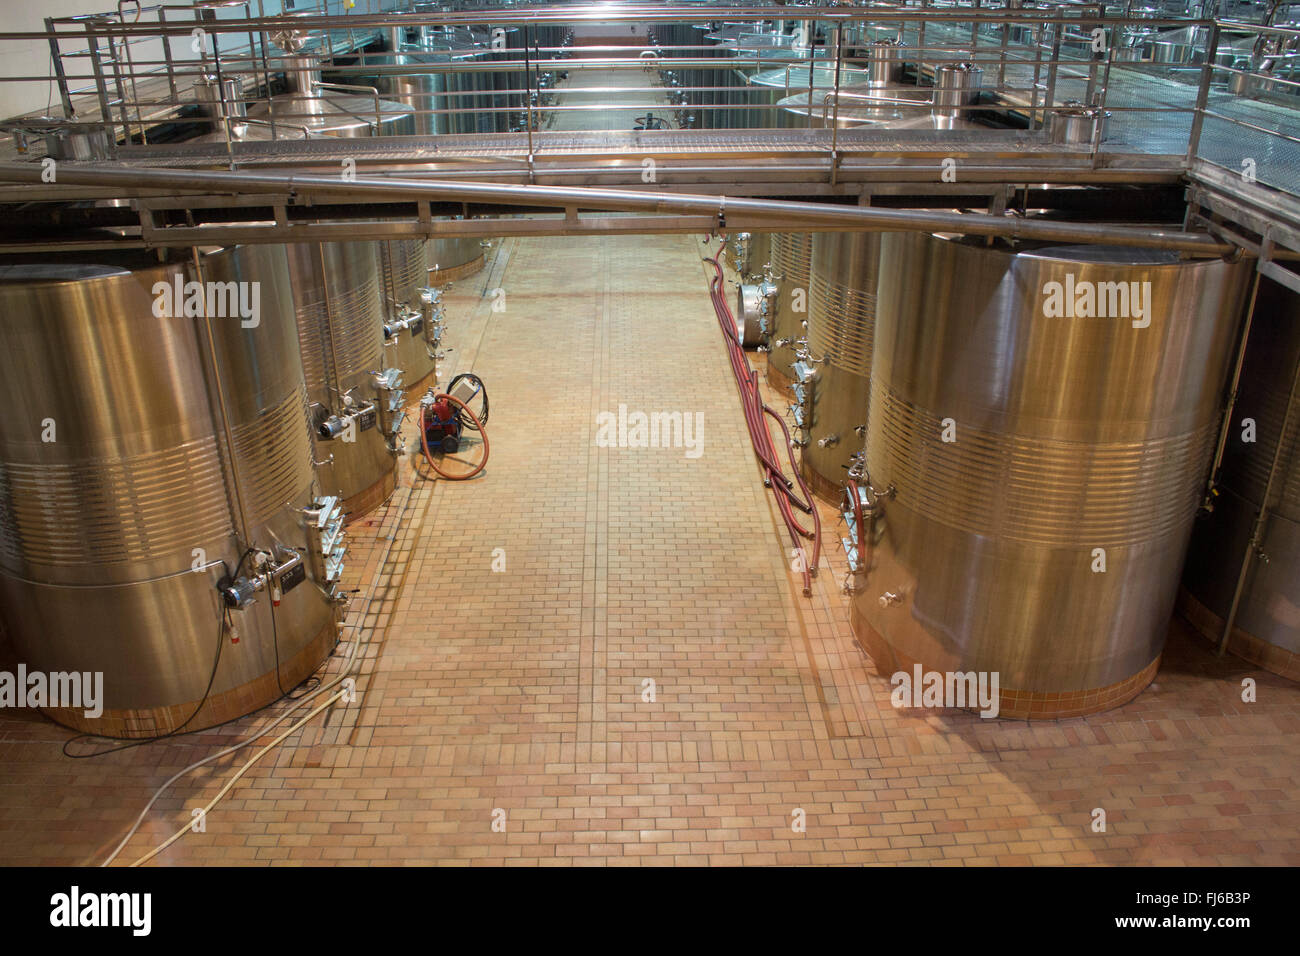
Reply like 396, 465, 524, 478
1041, 17, 1063, 131
524, 23, 535, 166
830, 20, 843, 183
45, 17, 75, 119
84, 24, 116, 140
1185, 21, 1220, 167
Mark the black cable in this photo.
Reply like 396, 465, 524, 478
62, 557, 321, 758
62, 597, 229, 758
268, 594, 289, 699
448, 372, 489, 430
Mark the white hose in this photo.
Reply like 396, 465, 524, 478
129, 689, 347, 867
100, 479, 419, 867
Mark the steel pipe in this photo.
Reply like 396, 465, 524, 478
0, 162, 1235, 254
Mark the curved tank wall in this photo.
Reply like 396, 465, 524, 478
0, 245, 338, 736
851, 231, 1250, 718
285, 241, 398, 521
800, 231, 880, 502
428, 235, 487, 284
379, 238, 439, 394
344, 48, 449, 136
1180, 276, 1300, 680
766, 232, 817, 395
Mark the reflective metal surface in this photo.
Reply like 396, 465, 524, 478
0, 245, 336, 734
801, 231, 880, 499
284, 241, 397, 517
854, 232, 1250, 703
765, 231, 816, 391
1182, 275, 1300, 677
379, 238, 437, 391
427, 235, 487, 282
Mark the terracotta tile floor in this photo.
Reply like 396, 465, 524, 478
1, 233, 1298, 866
547, 66, 672, 132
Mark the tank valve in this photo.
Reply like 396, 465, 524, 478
878, 591, 903, 608
817, 434, 839, 448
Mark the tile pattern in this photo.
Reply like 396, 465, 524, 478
0, 234, 1296, 867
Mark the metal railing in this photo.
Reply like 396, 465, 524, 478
0, 3, 1297, 198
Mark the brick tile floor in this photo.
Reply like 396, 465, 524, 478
0, 233, 1297, 866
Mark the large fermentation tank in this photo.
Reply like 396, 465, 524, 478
852, 232, 1249, 718
286, 242, 399, 521
765, 232, 817, 395
746, 65, 870, 128
776, 86, 934, 128
800, 232, 880, 502
428, 235, 487, 283
379, 238, 439, 394
430, 25, 522, 134
259, 54, 417, 137
398, 23, 494, 136
707, 25, 821, 129
345, 43, 449, 135
0, 246, 339, 736
1181, 276, 1300, 680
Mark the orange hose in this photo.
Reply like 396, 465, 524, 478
420, 393, 489, 480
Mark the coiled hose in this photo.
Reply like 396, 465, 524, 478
704, 238, 821, 595
419, 392, 489, 480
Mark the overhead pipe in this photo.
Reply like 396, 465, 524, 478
0, 163, 1237, 255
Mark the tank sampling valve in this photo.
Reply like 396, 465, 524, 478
878, 591, 903, 608
319, 401, 378, 440
384, 306, 422, 342
817, 434, 839, 448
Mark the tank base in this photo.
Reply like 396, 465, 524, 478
766, 362, 795, 398
42, 619, 338, 738
404, 365, 438, 400
430, 254, 485, 285
849, 602, 1161, 719
800, 460, 846, 506
343, 466, 398, 524
1177, 587, 1300, 682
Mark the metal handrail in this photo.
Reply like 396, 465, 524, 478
3, 3, 1298, 203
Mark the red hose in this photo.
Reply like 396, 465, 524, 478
420, 393, 489, 480
704, 239, 820, 595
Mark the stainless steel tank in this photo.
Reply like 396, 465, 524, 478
0, 245, 340, 736
799, 231, 880, 502
428, 235, 487, 283
346, 46, 449, 135
285, 242, 400, 521
775, 85, 934, 128
852, 232, 1250, 717
765, 232, 816, 395
438, 41, 498, 135
378, 238, 439, 394
1181, 276, 1300, 680
256, 55, 417, 137
746, 65, 870, 128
